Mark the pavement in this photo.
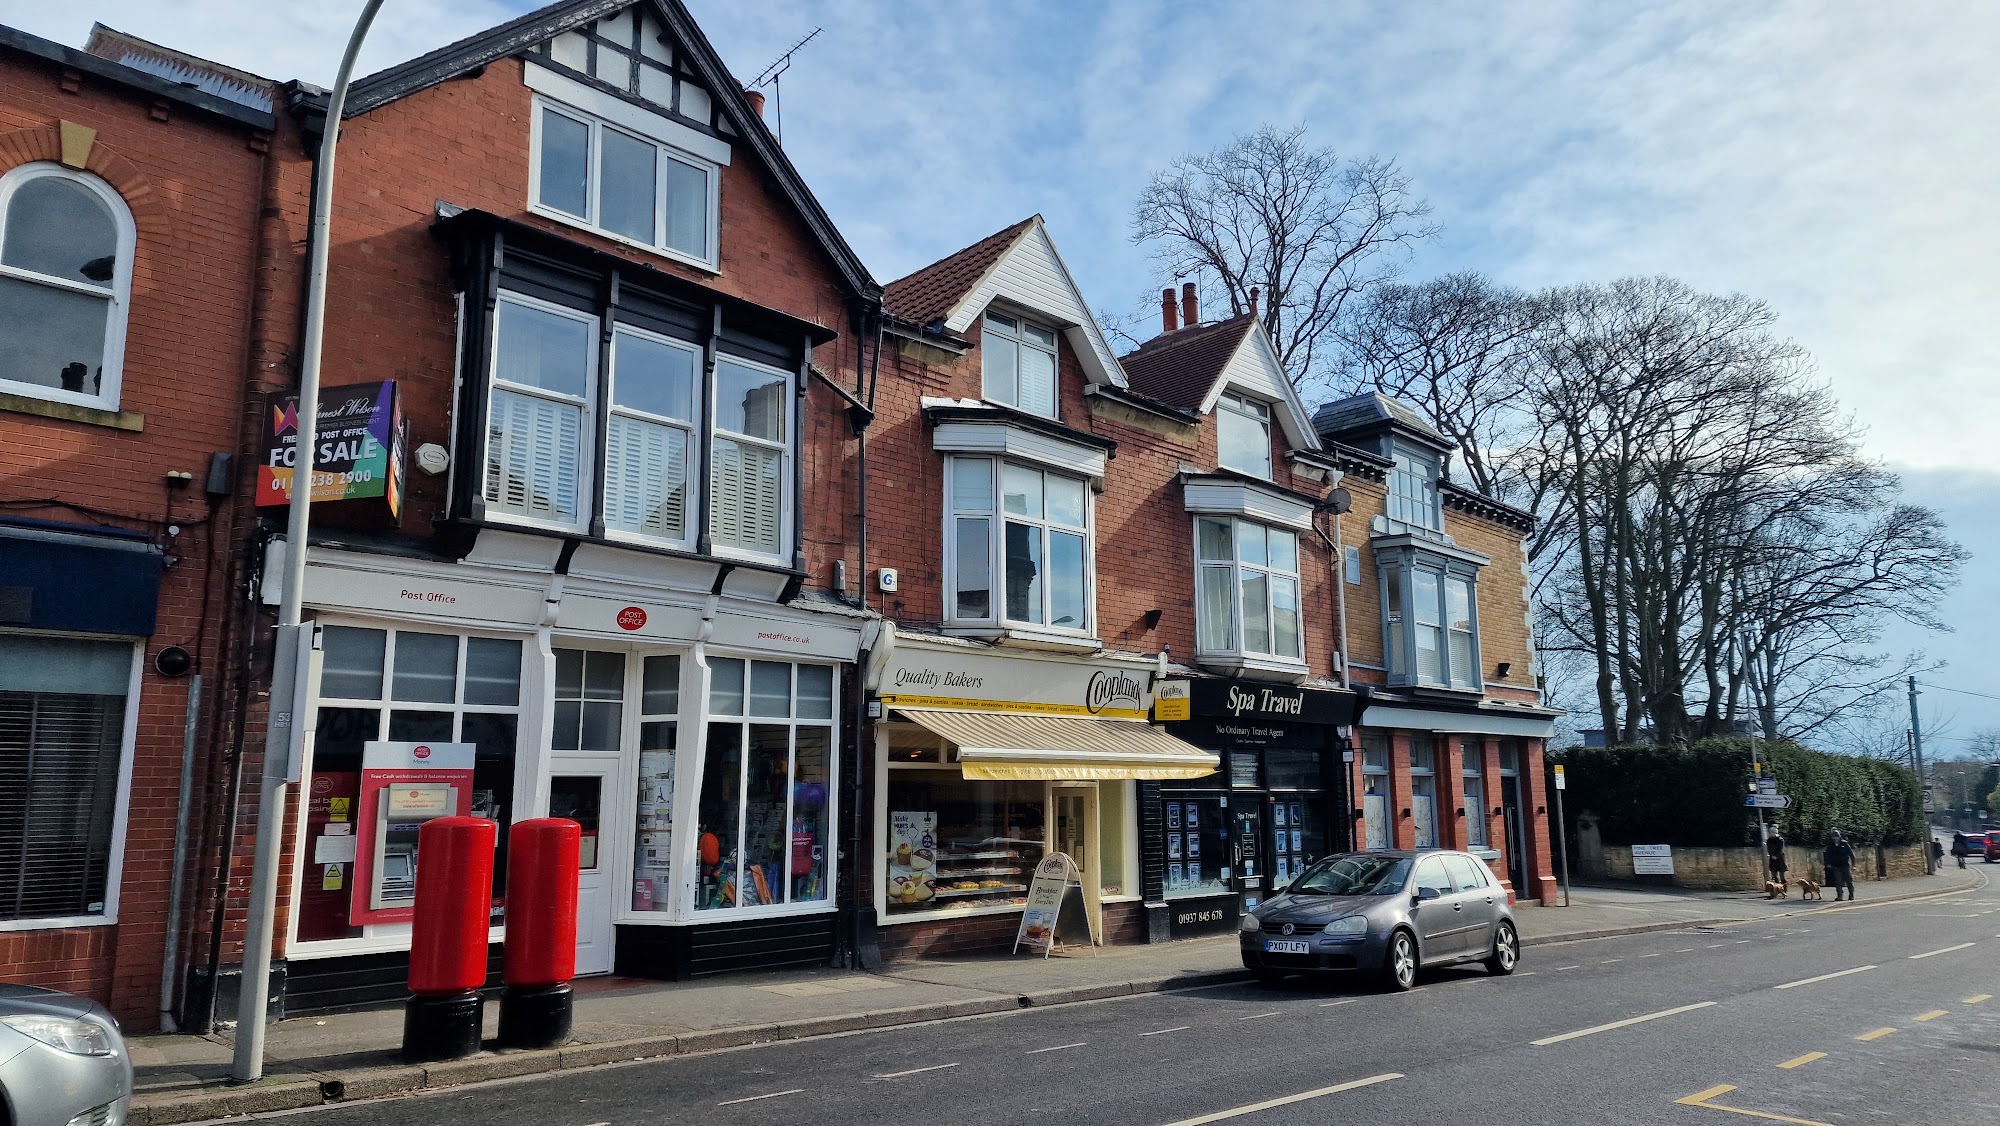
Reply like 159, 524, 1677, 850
128, 864, 1986, 1125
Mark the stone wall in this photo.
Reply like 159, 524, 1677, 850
1586, 843, 1929, 892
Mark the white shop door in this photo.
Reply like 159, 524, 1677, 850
548, 766, 615, 976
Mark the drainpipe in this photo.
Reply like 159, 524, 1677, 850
157, 674, 201, 1031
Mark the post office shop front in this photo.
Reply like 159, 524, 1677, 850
1151, 677, 1359, 940
274, 547, 860, 1009
868, 637, 1216, 958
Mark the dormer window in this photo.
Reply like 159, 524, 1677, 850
532, 98, 717, 267
981, 312, 1058, 418
1216, 392, 1272, 478
1388, 442, 1442, 531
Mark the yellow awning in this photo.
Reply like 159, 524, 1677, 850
894, 709, 1219, 781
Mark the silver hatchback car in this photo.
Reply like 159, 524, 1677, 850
1240, 850, 1520, 991
0, 984, 132, 1126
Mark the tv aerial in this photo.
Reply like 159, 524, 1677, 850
747, 27, 821, 145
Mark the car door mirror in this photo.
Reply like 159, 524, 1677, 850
1415, 886, 1442, 902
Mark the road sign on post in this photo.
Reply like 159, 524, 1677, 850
1744, 794, 1792, 809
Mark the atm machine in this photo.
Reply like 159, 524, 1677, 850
352, 741, 475, 924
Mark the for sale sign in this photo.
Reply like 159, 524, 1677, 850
258, 380, 406, 517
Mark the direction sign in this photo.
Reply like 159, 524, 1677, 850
1744, 794, 1792, 809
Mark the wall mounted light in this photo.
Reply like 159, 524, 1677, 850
1491, 806, 1504, 817
1400, 807, 1412, 819
1536, 806, 1547, 815
1143, 609, 1163, 631
1454, 806, 1466, 817
1495, 661, 1512, 679
1351, 808, 1365, 820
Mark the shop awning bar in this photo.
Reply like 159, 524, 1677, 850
893, 709, 1219, 781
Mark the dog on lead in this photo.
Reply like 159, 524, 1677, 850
1764, 880, 1789, 899
1795, 877, 1823, 900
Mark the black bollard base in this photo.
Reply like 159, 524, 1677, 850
402, 992, 484, 1062
498, 983, 573, 1049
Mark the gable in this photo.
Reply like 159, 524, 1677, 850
938, 218, 1127, 389
1201, 323, 1318, 451
532, 4, 724, 135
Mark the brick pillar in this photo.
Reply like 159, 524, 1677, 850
1390, 730, 1415, 850
1524, 738, 1559, 904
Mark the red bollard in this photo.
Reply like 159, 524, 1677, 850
498, 818, 581, 1048
402, 816, 495, 1063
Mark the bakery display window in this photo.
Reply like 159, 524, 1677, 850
1162, 793, 1230, 899
884, 774, 1044, 915
695, 658, 836, 912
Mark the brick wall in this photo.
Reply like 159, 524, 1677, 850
1585, 844, 1928, 891
0, 46, 270, 1026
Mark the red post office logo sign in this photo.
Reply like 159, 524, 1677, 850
412, 744, 431, 760
616, 606, 648, 631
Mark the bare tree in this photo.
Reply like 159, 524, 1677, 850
1131, 125, 1437, 389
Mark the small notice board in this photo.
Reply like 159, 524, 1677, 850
1631, 844, 1675, 875
1013, 852, 1096, 957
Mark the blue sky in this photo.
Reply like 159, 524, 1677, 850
13, 0, 1995, 742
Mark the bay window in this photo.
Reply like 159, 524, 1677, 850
531, 98, 718, 267
479, 288, 795, 564
1194, 517, 1302, 663
1377, 549, 1482, 690
947, 457, 1091, 633
1388, 443, 1443, 531
981, 313, 1059, 418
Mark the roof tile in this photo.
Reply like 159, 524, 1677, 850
881, 217, 1036, 328
1115, 315, 1255, 411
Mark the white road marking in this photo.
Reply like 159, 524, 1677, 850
1600, 958, 1623, 963
1530, 1001, 1719, 1046
717, 1090, 805, 1106
1237, 1011, 1280, 1020
1319, 999, 1360, 1008
1674, 948, 1694, 953
873, 1063, 959, 1079
1641, 953, 1664, 958
1555, 965, 1581, 971
1027, 1042, 1086, 1054
1141, 1025, 1192, 1036
1159, 1073, 1405, 1125
1706, 943, 1729, 949
1775, 965, 1876, 990
1909, 942, 1976, 960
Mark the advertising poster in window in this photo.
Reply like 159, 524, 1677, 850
298, 770, 360, 942
258, 380, 407, 517
632, 750, 675, 910
887, 810, 938, 910
350, 741, 475, 925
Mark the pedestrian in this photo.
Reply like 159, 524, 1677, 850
1929, 838, 1944, 873
1822, 831, 1857, 901
1765, 830, 1788, 884
1951, 832, 1969, 869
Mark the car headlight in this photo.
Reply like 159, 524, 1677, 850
1321, 915, 1368, 937
2, 1014, 116, 1056
1239, 913, 1262, 934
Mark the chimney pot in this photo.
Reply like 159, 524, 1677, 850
1248, 286, 1260, 318
1160, 288, 1179, 335
1181, 282, 1198, 328
744, 88, 766, 118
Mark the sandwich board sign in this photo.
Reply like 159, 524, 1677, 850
1013, 852, 1095, 956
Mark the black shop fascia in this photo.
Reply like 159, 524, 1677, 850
1146, 677, 1359, 941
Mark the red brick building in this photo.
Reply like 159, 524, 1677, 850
193, 0, 882, 1015
0, 24, 275, 1027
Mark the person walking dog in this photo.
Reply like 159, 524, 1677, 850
1823, 831, 1857, 901
1765, 830, 1788, 883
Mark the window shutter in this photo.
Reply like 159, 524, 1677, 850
710, 438, 783, 555
1449, 628, 1475, 688
486, 389, 581, 523
605, 415, 688, 538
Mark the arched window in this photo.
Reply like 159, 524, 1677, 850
0, 163, 135, 411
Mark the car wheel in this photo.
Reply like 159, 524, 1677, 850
1485, 921, 1520, 975
1381, 929, 1418, 992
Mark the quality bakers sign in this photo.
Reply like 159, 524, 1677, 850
876, 646, 1150, 720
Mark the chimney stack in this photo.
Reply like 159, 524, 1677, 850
1248, 286, 1260, 319
1181, 282, 1199, 328
744, 88, 766, 118
1160, 288, 1179, 335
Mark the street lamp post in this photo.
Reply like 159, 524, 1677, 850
231, 0, 386, 1083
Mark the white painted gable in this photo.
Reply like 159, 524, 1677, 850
1198, 321, 1319, 450
939, 218, 1128, 389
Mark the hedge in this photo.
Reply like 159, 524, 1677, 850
1550, 737, 1923, 849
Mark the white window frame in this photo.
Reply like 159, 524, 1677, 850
707, 353, 795, 564
1216, 392, 1273, 479
528, 94, 722, 272
1387, 442, 1443, 531
1193, 516, 1304, 664
0, 163, 136, 413
0, 634, 142, 932
483, 290, 600, 534
1379, 555, 1482, 690
602, 323, 701, 552
980, 311, 1060, 419
943, 455, 1095, 636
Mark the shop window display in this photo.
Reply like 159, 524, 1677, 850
1162, 795, 1230, 899
696, 658, 834, 911
884, 776, 1044, 914
303, 625, 522, 943
630, 654, 679, 911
